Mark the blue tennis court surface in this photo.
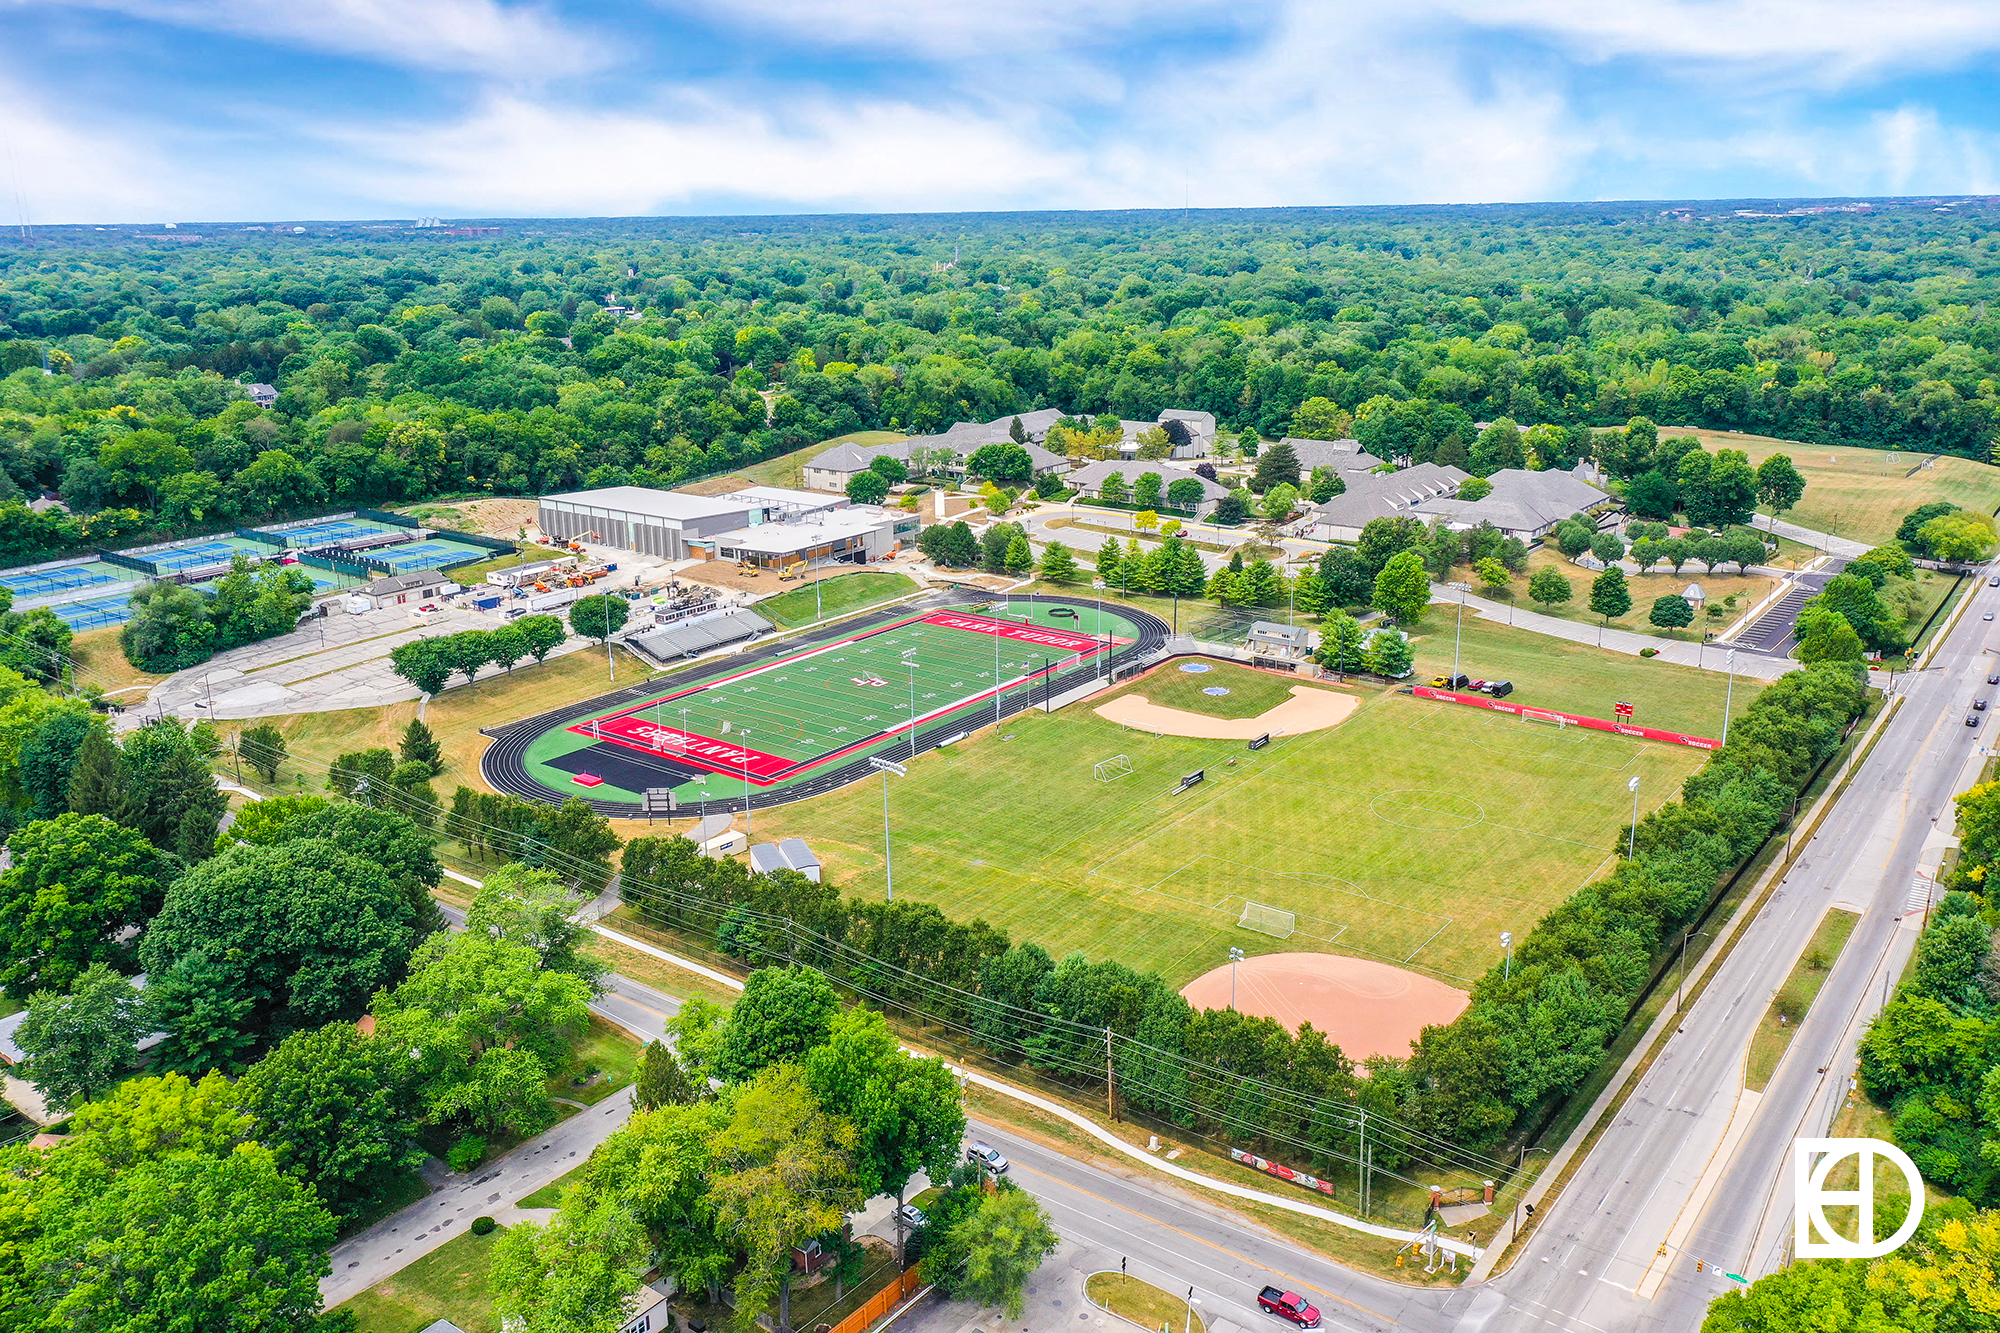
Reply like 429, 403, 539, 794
277, 519, 395, 545
0, 565, 119, 597
49, 596, 131, 630
147, 541, 242, 572
374, 540, 484, 571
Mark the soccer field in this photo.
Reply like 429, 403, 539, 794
745, 678, 1713, 986
514, 600, 1152, 804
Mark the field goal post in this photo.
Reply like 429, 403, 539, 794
1238, 901, 1297, 939
1094, 754, 1133, 782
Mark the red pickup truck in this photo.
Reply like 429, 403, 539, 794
1257, 1288, 1321, 1328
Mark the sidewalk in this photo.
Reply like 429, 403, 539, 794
321, 1087, 637, 1308
1757, 514, 1871, 559
1431, 586, 1797, 680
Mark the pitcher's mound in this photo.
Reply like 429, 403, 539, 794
1180, 952, 1470, 1063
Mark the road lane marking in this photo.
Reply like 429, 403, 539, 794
1634, 1088, 1762, 1300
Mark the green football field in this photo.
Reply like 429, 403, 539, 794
521, 601, 1144, 802
746, 669, 1714, 986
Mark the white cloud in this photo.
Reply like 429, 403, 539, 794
27, 0, 606, 78
0, 76, 197, 222
318, 93, 1091, 214
652, 0, 1253, 60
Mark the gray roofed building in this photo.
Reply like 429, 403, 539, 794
1281, 439, 1388, 480
1158, 408, 1218, 450
1410, 467, 1614, 541
802, 433, 1065, 493
1065, 461, 1231, 518
777, 838, 822, 882
1246, 620, 1315, 666
1296, 464, 1471, 542
748, 843, 788, 875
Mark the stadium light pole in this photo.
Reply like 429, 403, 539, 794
1627, 775, 1642, 858
1721, 649, 1736, 745
1448, 582, 1470, 684
740, 727, 753, 837
1228, 946, 1244, 1010
869, 756, 907, 902
902, 652, 920, 761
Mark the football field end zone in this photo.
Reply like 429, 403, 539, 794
481, 593, 1173, 818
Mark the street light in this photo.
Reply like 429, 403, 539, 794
1228, 946, 1244, 1010
869, 756, 907, 902
1627, 775, 1642, 858
1500, 931, 1512, 982
1184, 1291, 1202, 1333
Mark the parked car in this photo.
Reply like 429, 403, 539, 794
1257, 1288, 1322, 1328
1430, 673, 1471, 689
966, 1142, 1010, 1175
1480, 679, 1514, 698
1970, 714, 1983, 728
1986, 612, 1995, 621
897, 1203, 928, 1231
1989, 672, 1999, 685
1988, 575, 1998, 587
1978, 699, 1990, 711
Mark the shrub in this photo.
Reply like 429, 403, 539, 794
470, 1215, 497, 1236
1639, 647, 1659, 657
447, 1135, 487, 1173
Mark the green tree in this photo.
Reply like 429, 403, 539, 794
708, 1065, 864, 1333
17, 708, 98, 820
1755, 453, 1806, 517
1810, 573, 1902, 652
1038, 540, 1079, 583
329, 746, 396, 797
1553, 519, 1596, 559
238, 721, 287, 783
400, 716, 444, 776
1167, 477, 1206, 511
1474, 557, 1510, 591
1132, 471, 1163, 509
14, 962, 146, 1112
376, 930, 593, 1136
570, 594, 630, 643
1589, 567, 1632, 623
1251, 439, 1300, 494
1589, 532, 1625, 565
139, 839, 418, 1059
234, 1019, 427, 1217
490, 1192, 651, 1333
120, 579, 215, 673
1314, 612, 1367, 674
0, 813, 170, 991
1796, 605, 1866, 665
1371, 550, 1431, 625
805, 1008, 966, 1260
1365, 628, 1414, 678
716, 964, 842, 1082
120, 719, 228, 859
1455, 475, 1493, 501
635, 1040, 699, 1110
1004, 533, 1033, 575
1213, 491, 1249, 523
968, 444, 1033, 484
1289, 396, 1352, 439
942, 1188, 1059, 1319
1649, 594, 1694, 634
846, 470, 891, 505
1527, 566, 1572, 608
464, 861, 607, 986
517, 613, 568, 663
1921, 511, 2000, 562
66, 724, 127, 821
1318, 546, 1373, 606
389, 638, 453, 695
1098, 471, 1129, 505
869, 454, 909, 484
1261, 482, 1300, 522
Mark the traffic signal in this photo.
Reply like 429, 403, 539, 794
1696, 1260, 1705, 1272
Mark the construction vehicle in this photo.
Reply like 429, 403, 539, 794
778, 559, 806, 581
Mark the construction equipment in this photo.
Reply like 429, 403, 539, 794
778, 559, 806, 581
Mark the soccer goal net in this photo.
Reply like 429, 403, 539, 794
1520, 710, 1568, 728
1238, 901, 1297, 939
1094, 754, 1133, 781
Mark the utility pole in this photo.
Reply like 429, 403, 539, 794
1105, 1026, 1118, 1121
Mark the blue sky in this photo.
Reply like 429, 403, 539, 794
3, 0, 2000, 222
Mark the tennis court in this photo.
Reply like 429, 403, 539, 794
49, 595, 132, 630
518, 602, 1142, 801
146, 537, 271, 574
0, 563, 122, 599
373, 539, 487, 572
273, 519, 400, 546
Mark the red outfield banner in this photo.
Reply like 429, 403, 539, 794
1412, 686, 1722, 751
921, 610, 1124, 653
1229, 1147, 1337, 1197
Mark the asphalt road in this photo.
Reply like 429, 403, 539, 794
1448, 565, 1999, 1333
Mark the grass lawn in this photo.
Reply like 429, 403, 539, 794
1823, 1097, 1946, 1248
1406, 612, 1762, 738
1087, 1273, 1205, 1333
1513, 548, 1776, 642
1679, 428, 2000, 545
246, 646, 671, 789
68, 625, 168, 697
754, 571, 920, 628
334, 1226, 505, 1333
1104, 659, 1310, 719
743, 668, 1712, 985
1745, 909, 1859, 1093
546, 1015, 642, 1107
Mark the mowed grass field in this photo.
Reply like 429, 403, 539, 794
746, 678, 1712, 986
1405, 613, 1763, 738
754, 570, 918, 628
1103, 658, 1304, 719
1680, 428, 2000, 544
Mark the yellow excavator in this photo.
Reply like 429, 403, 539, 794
777, 559, 806, 581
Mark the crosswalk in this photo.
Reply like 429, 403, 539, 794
1906, 872, 1937, 916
